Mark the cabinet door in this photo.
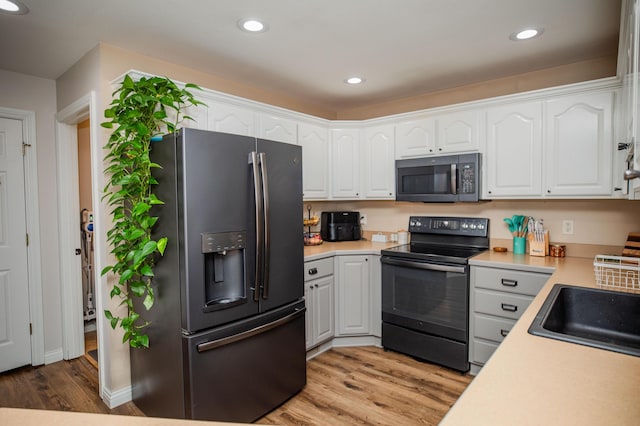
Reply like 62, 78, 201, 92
362, 125, 395, 199
257, 113, 297, 144
336, 255, 370, 335
485, 102, 543, 197
313, 275, 335, 344
298, 123, 330, 199
330, 129, 360, 198
304, 283, 313, 349
437, 110, 481, 153
395, 116, 436, 158
207, 101, 255, 136
544, 91, 613, 196
369, 255, 382, 338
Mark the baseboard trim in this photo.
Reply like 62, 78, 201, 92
44, 349, 63, 365
102, 385, 132, 409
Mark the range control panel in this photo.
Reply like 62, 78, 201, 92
408, 216, 489, 237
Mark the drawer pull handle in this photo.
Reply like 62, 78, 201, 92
308, 267, 318, 275
501, 303, 518, 312
501, 278, 518, 287
500, 329, 509, 337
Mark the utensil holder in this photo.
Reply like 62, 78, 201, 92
513, 237, 526, 254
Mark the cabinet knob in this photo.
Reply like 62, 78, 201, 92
314, 284, 319, 288
429, 149, 433, 152
547, 189, 551, 193
438, 148, 442, 151
488, 190, 492, 194
308, 267, 318, 275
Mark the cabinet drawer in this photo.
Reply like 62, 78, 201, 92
304, 257, 334, 281
473, 266, 549, 296
474, 314, 516, 343
471, 338, 499, 365
474, 288, 534, 320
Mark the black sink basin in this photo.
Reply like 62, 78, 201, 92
528, 284, 640, 357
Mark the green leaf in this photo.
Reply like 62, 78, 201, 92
130, 281, 146, 297
143, 292, 154, 310
101, 265, 113, 276
119, 269, 134, 284
157, 237, 168, 255
140, 264, 154, 277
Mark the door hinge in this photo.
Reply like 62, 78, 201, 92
29, 323, 32, 335
26, 233, 29, 246
22, 142, 31, 156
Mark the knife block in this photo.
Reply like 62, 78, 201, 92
527, 231, 549, 257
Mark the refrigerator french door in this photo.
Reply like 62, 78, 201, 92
130, 128, 306, 423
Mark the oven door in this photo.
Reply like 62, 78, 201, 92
381, 256, 468, 342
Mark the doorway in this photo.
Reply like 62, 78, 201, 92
56, 92, 107, 400
77, 119, 98, 368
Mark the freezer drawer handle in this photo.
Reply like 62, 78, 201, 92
501, 303, 518, 312
501, 278, 518, 287
196, 307, 306, 353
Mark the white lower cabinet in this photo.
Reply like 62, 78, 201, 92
469, 265, 551, 374
304, 258, 334, 350
335, 255, 370, 335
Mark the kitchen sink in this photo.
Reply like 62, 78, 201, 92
528, 284, 640, 357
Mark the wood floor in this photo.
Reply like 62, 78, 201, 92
258, 347, 472, 425
0, 346, 471, 425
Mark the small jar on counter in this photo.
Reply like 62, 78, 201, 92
549, 244, 566, 257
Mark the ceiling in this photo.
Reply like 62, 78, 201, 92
0, 0, 622, 111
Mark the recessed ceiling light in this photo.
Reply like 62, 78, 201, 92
345, 77, 364, 85
0, 0, 29, 14
510, 27, 544, 41
238, 19, 268, 33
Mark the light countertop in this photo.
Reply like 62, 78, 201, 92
303, 238, 399, 260
442, 251, 640, 426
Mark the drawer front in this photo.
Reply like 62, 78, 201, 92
471, 338, 499, 365
474, 314, 516, 343
474, 288, 534, 320
305, 257, 334, 281
473, 266, 549, 296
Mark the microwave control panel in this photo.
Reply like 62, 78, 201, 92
459, 162, 476, 194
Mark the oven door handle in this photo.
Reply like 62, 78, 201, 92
381, 257, 466, 274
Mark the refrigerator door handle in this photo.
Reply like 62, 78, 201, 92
258, 152, 270, 300
196, 307, 306, 353
250, 151, 263, 302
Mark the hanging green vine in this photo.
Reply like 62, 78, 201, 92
100, 74, 204, 348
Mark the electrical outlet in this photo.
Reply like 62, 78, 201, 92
562, 220, 574, 235
360, 214, 367, 225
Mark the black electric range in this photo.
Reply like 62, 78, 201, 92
380, 216, 490, 372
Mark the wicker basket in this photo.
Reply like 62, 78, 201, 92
593, 255, 640, 293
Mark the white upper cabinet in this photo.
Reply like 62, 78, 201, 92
395, 116, 436, 158
437, 110, 481, 154
621, 0, 640, 199
257, 113, 297, 144
395, 110, 480, 159
298, 123, 330, 199
362, 125, 395, 199
207, 100, 255, 137
544, 91, 613, 196
485, 102, 543, 197
330, 128, 361, 198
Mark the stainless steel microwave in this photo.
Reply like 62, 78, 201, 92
395, 153, 481, 202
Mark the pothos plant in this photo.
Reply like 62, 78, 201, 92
101, 74, 204, 348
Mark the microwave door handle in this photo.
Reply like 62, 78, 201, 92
451, 163, 457, 195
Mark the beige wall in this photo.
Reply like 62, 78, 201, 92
0, 69, 61, 356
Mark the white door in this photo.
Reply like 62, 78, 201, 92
0, 117, 31, 372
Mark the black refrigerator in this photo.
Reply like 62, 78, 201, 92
130, 128, 306, 422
